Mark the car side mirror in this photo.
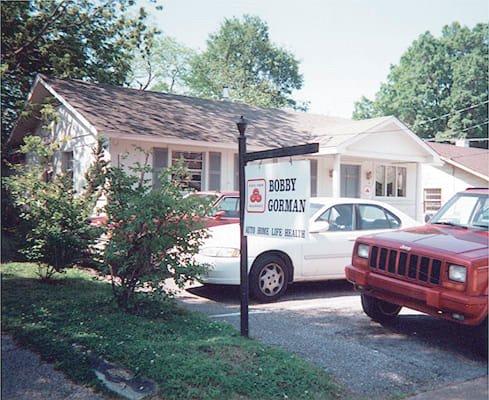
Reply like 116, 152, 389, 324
424, 213, 433, 223
309, 221, 330, 234
214, 210, 225, 220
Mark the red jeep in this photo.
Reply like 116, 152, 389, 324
346, 188, 488, 353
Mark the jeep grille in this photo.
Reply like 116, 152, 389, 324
369, 246, 442, 285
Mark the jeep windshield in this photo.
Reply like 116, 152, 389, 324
431, 192, 489, 230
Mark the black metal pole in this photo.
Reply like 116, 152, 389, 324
237, 117, 249, 337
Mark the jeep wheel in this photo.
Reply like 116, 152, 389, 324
361, 293, 401, 323
250, 255, 289, 302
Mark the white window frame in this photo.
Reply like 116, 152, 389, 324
374, 164, 407, 198
167, 146, 225, 192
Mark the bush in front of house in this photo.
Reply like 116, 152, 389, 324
102, 154, 212, 311
4, 136, 103, 280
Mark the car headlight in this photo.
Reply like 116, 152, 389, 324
357, 244, 370, 259
448, 265, 466, 283
199, 247, 240, 258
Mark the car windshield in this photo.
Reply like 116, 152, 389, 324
211, 196, 240, 218
430, 192, 489, 230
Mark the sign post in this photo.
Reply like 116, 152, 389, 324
236, 115, 319, 338
237, 116, 249, 337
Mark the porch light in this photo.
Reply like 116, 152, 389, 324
366, 170, 372, 180
236, 116, 248, 136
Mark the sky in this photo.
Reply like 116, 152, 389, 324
143, 0, 488, 118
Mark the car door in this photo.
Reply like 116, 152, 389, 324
301, 203, 356, 279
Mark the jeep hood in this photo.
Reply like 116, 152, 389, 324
364, 225, 488, 256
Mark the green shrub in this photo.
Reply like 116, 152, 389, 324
102, 153, 212, 311
4, 136, 102, 280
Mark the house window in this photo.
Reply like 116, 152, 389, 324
208, 152, 221, 191
172, 151, 204, 191
61, 151, 74, 183
375, 165, 407, 197
153, 148, 168, 189
424, 188, 442, 212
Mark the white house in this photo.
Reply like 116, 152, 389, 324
10, 74, 441, 221
422, 142, 489, 215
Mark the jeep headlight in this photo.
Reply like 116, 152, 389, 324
448, 265, 466, 283
200, 247, 240, 258
357, 244, 370, 259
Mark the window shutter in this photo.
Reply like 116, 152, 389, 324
208, 152, 221, 191
234, 154, 239, 191
310, 159, 318, 197
153, 148, 168, 189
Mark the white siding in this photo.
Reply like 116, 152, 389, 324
37, 105, 99, 193
314, 155, 417, 218
109, 139, 237, 191
422, 163, 487, 207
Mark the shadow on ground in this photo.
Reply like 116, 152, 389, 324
186, 279, 355, 305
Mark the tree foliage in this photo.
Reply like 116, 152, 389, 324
352, 22, 488, 140
186, 15, 306, 110
4, 136, 102, 280
129, 36, 195, 92
1, 0, 160, 145
102, 152, 211, 311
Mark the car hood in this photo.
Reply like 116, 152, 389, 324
363, 225, 488, 257
204, 223, 241, 248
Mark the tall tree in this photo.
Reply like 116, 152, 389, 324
186, 15, 306, 110
1, 0, 160, 144
352, 22, 488, 141
129, 36, 195, 93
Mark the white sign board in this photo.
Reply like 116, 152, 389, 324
244, 160, 310, 239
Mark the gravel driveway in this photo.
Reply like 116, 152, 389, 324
174, 280, 488, 399
1, 335, 104, 400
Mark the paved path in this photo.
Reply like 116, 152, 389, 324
1, 335, 105, 400
173, 280, 488, 399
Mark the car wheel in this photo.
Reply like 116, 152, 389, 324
361, 293, 401, 323
250, 254, 289, 302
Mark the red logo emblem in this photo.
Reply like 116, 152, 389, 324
250, 188, 262, 203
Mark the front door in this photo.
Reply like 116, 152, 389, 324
341, 164, 360, 197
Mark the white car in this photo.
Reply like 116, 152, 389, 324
196, 197, 420, 302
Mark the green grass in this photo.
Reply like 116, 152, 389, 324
1, 263, 341, 400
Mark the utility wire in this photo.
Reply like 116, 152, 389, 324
297, 121, 489, 139
417, 99, 489, 125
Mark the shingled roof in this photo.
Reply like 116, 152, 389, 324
10, 75, 395, 149
427, 142, 489, 179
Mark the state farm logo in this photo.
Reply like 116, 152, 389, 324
247, 179, 266, 213
250, 188, 262, 203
